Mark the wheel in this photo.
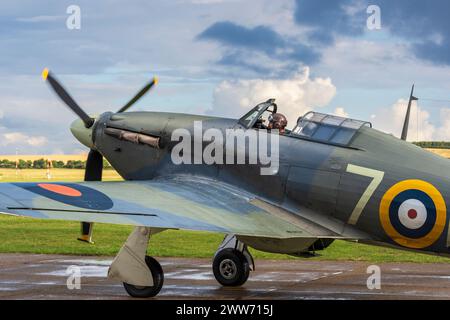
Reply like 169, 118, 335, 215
123, 256, 164, 298
213, 248, 250, 286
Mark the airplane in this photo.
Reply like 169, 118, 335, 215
0, 70, 448, 298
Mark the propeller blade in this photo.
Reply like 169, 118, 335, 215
42, 68, 94, 128
117, 76, 158, 113
77, 149, 103, 244
84, 149, 103, 181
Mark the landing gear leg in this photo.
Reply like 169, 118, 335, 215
108, 226, 164, 298
213, 234, 254, 286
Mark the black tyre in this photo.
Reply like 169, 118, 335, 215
213, 249, 250, 286
123, 256, 164, 298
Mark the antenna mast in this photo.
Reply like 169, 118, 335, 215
401, 84, 419, 141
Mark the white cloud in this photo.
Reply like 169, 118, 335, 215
339, 98, 450, 142
363, 99, 439, 141
317, 38, 450, 90
334, 107, 349, 117
210, 67, 336, 128
348, 99, 450, 141
2, 132, 48, 147
434, 109, 450, 140
27, 136, 48, 147
3, 132, 27, 145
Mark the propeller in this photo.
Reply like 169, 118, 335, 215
42, 68, 94, 128
41, 68, 158, 243
117, 77, 158, 113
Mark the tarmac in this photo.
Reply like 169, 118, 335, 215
0, 253, 450, 300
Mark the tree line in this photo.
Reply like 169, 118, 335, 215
1, 142, 448, 169
413, 141, 450, 149
0, 158, 113, 169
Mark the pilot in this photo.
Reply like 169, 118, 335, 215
268, 113, 288, 135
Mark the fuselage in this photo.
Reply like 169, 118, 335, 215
72, 111, 450, 257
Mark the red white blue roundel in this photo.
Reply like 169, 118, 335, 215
387, 189, 436, 239
379, 180, 446, 249
397, 198, 427, 230
15, 183, 113, 211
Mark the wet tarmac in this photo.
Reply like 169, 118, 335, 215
0, 253, 450, 300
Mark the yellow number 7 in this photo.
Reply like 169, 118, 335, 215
346, 164, 385, 225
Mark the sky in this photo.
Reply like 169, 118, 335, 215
1, 0, 450, 154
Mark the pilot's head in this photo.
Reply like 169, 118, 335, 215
268, 113, 288, 134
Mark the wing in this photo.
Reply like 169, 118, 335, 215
0, 175, 345, 239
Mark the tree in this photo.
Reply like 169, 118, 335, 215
33, 158, 46, 169
65, 160, 86, 169
52, 160, 65, 168
73, 160, 85, 169
18, 159, 30, 169
65, 160, 75, 169
0, 159, 15, 168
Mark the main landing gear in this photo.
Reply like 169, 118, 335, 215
212, 234, 254, 287
108, 229, 254, 298
108, 226, 164, 298
123, 256, 164, 298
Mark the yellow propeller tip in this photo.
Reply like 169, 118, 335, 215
153, 76, 158, 85
41, 68, 49, 81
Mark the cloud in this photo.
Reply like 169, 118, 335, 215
434, 109, 450, 141
0, 1, 235, 76
198, 21, 286, 51
374, 0, 450, 65
27, 136, 48, 147
294, 0, 450, 66
336, 98, 450, 142
2, 0, 450, 153
197, 21, 320, 74
294, 0, 366, 45
1, 132, 48, 147
334, 107, 349, 117
364, 99, 436, 141
209, 66, 336, 127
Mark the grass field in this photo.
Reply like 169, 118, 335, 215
0, 168, 448, 263
425, 148, 450, 158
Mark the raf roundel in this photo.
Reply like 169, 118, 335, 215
16, 183, 114, 211
379, 179, 447, 249
37, 183, 82, 197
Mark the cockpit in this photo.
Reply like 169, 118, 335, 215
238, 99, 278, 129
291, 112, 371, 146
238, 99, 372, 147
